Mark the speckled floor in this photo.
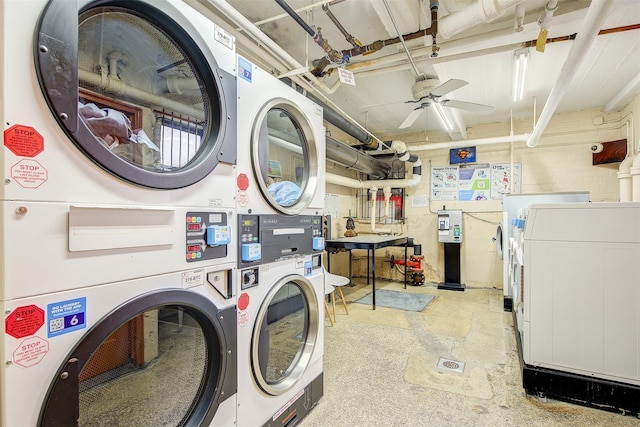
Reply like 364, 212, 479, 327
300, 279, 640, 427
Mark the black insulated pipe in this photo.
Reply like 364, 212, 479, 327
282, 78, 373, 144
274, 0, 315, 37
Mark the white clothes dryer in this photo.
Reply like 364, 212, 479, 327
236, 257, 324, 426
0, 263, 237, 427
236, 56, 325, 216
2, 0, 237, 207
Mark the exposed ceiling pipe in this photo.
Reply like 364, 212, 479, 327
273, 0, 345, 66
326, 140, 423, 189
281, 77, 373, 144
200, 0, 381, 145
325, 135, 390, 178
536, 0, 559, 52
514, 4, 526, 32
252, 0, 345, 27
311, 0, 440, 76
322, 3, 360, 49
527, 1, 614, 148
202, 0, 336, 94
407, 133, 530, 151
438, 0, 527, 40
382, 0, 424, 78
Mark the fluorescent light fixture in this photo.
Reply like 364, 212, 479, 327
433, 102, 454, 131
513, 47, 529, 102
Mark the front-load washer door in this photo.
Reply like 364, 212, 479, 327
35, 0, 236, 189
252, 274, 319, 395
251, 99, 321, 215
39, 289, 237, 427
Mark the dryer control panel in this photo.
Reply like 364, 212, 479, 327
186, 211, 232, 262
238, 214, 323, 267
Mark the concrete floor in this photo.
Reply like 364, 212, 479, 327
300, 279, 640, 427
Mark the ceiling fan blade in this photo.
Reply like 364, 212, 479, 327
442, 99, 495, 114
399, 107, 425, 129
430, 79, 468, 97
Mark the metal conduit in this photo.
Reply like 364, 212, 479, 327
325, 135, 390, 178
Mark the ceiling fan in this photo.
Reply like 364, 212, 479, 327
399, 78, 495, 129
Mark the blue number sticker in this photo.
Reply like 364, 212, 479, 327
47, 297, 86, 337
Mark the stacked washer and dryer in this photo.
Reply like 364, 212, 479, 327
1, 1, 239, 425
235, 57, 326, 426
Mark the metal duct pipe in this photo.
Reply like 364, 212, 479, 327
527, 1, 613, 147
326, 157, 422, 189
438, 0, 526, 40
282, 78, 373, 144
325, 136, 389, 178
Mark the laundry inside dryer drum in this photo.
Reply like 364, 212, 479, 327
36, 1, 234, 188
253, 102, 319, 214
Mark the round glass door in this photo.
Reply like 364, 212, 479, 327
36, 0, 235, 188
252, 99, 320, 215
40, 290, 234, 427
252, 275, 319, 395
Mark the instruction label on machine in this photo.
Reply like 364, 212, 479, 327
47, 297, 86, 338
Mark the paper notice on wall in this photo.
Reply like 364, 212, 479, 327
431, 166, 459, 201
490, 163, 522, 199
325, 193, 339, 218
337, 68, 356, 85
411, 194, 429, 207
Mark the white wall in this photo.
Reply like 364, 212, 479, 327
325, 95, 639, 289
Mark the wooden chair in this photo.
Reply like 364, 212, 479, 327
324, 283, 336, 326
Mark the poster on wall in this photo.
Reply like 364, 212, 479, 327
490, 163, 522, 199
431, 166, 459, 201
324, 193, 339, 219
458, 163, 491, 201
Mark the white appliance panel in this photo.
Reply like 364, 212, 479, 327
1, 201, 237, 300
523, 202, 640, 386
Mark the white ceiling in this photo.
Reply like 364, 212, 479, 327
203, 0, 640, 143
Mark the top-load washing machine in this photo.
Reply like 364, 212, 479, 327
3, 0, 238, 206
236, 55, 325, 216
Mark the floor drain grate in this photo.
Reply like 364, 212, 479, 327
437, 357, 465, 374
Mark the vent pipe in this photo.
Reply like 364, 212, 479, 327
326, 136, 390, 178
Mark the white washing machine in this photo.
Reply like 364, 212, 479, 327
236, 55, 325, 216
3, 0, 237, 206
0, 263, 237, 427
237, 257, 324, 426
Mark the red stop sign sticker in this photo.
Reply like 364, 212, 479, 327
237, 173, 249, 191
4, 125, 44, 157
5, 305, 45, 339
238, 293, 250, 311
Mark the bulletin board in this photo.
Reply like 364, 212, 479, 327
431, 163, 521, 201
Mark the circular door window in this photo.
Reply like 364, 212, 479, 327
251, 275, 319, 395
36, 0, 235, 188
39, 290, 234, 427
252, 99, 320, 215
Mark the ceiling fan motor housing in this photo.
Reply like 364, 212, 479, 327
411, 78, 441, 100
